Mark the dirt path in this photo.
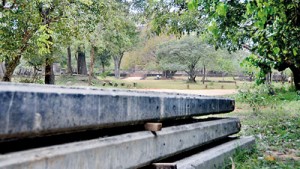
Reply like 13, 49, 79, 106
136, 89, 238, 96
123, 77, 143, 81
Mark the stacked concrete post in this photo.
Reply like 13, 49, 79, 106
0, 83, 254, 169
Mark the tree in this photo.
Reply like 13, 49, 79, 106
0, 0, 105, 83
122, 30, 175, 71
1, 1, 40, 81
156, 36, 213, 83
97, 49, 111, 73
187, 0, 300, 90
102, 4, 138, 79
148, 0, 204, 36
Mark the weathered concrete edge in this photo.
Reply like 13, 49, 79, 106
0, 118, 240, 169
177, 136, 255, 169
0, 83, 234, 140
0, 82, 230, 98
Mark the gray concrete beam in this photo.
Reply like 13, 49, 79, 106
0, 118, 240, 169
0, 83, 235, 139
176, 136, 255, 169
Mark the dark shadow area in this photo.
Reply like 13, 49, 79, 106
0, 117, 226, 154
139, 137, 238, 169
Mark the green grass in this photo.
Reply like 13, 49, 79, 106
54, 75, 241, 90
223, 90, 300, 169
16, 74, 247, 90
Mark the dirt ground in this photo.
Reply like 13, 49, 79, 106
123, 77, 143, 81
136, 89, 238, 96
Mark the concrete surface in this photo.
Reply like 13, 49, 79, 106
0, 118, 240, 169
0, 83, 234, 139
137, 89, 238, 96
176, 136, 255, 169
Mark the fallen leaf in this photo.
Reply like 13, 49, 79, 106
265, 155, 276, 161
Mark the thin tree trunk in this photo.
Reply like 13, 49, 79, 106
45, 57, 55, 84
2, 55, 21, 82
265, 72, 272, 85
162, 71, 167, 78
114, 59, 120, 79
280, 71, 285, 84
0, 62, 6, 79
113, 54, 123, 79
67, 46, 73, 75
290, 65, 300, 90
202, 65, 206, 84
102, 63, 105, 73
88, 46, 95, 85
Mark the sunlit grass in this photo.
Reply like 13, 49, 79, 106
94, 75, 240, 89
223, 91, 300, 169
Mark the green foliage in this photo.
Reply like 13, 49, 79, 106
96, 49, 111, 70
237, 84, 270, 113
19, 76, 44, 84
188, 0, 300, 89
156, 36, 213, 82
237, 83, 300, 113
99, 1, 139, 78
229, 88, 300, 168
146, 0, 300, 89
0, 0, 109, 81
122, 33, 175, 71
156, 35, 246, 81
99, 71, 111, 79
157, 36, 205, 70
241, 54, 273, 85
149, 0, 204, 36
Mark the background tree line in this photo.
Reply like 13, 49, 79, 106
1, 0, 298, 89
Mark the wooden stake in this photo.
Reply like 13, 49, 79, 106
144, 123, 162, 131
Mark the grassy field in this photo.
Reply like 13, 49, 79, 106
223, 89, 300, 169
54, 75, 244, 90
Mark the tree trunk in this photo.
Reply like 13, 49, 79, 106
187, 67, 197, 83
265, 72, 272, 84
101, 63, 105, 73
45, 57, 55, 84
188, 75, 196, 83
114, 58, 121, 79
77, 46, 87, 75
89, 46, 95, 85
202, 65, 206, 84
67, 46, 73, 75
0, 62, 6, 78
162, 70, 176, 79
290, 65, 300, 90
2, 55, 21, 82
113, 53, 123, 79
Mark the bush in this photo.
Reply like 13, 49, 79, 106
236, 84, 272, 113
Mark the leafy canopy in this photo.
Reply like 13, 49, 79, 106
188, 0, 300, 84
